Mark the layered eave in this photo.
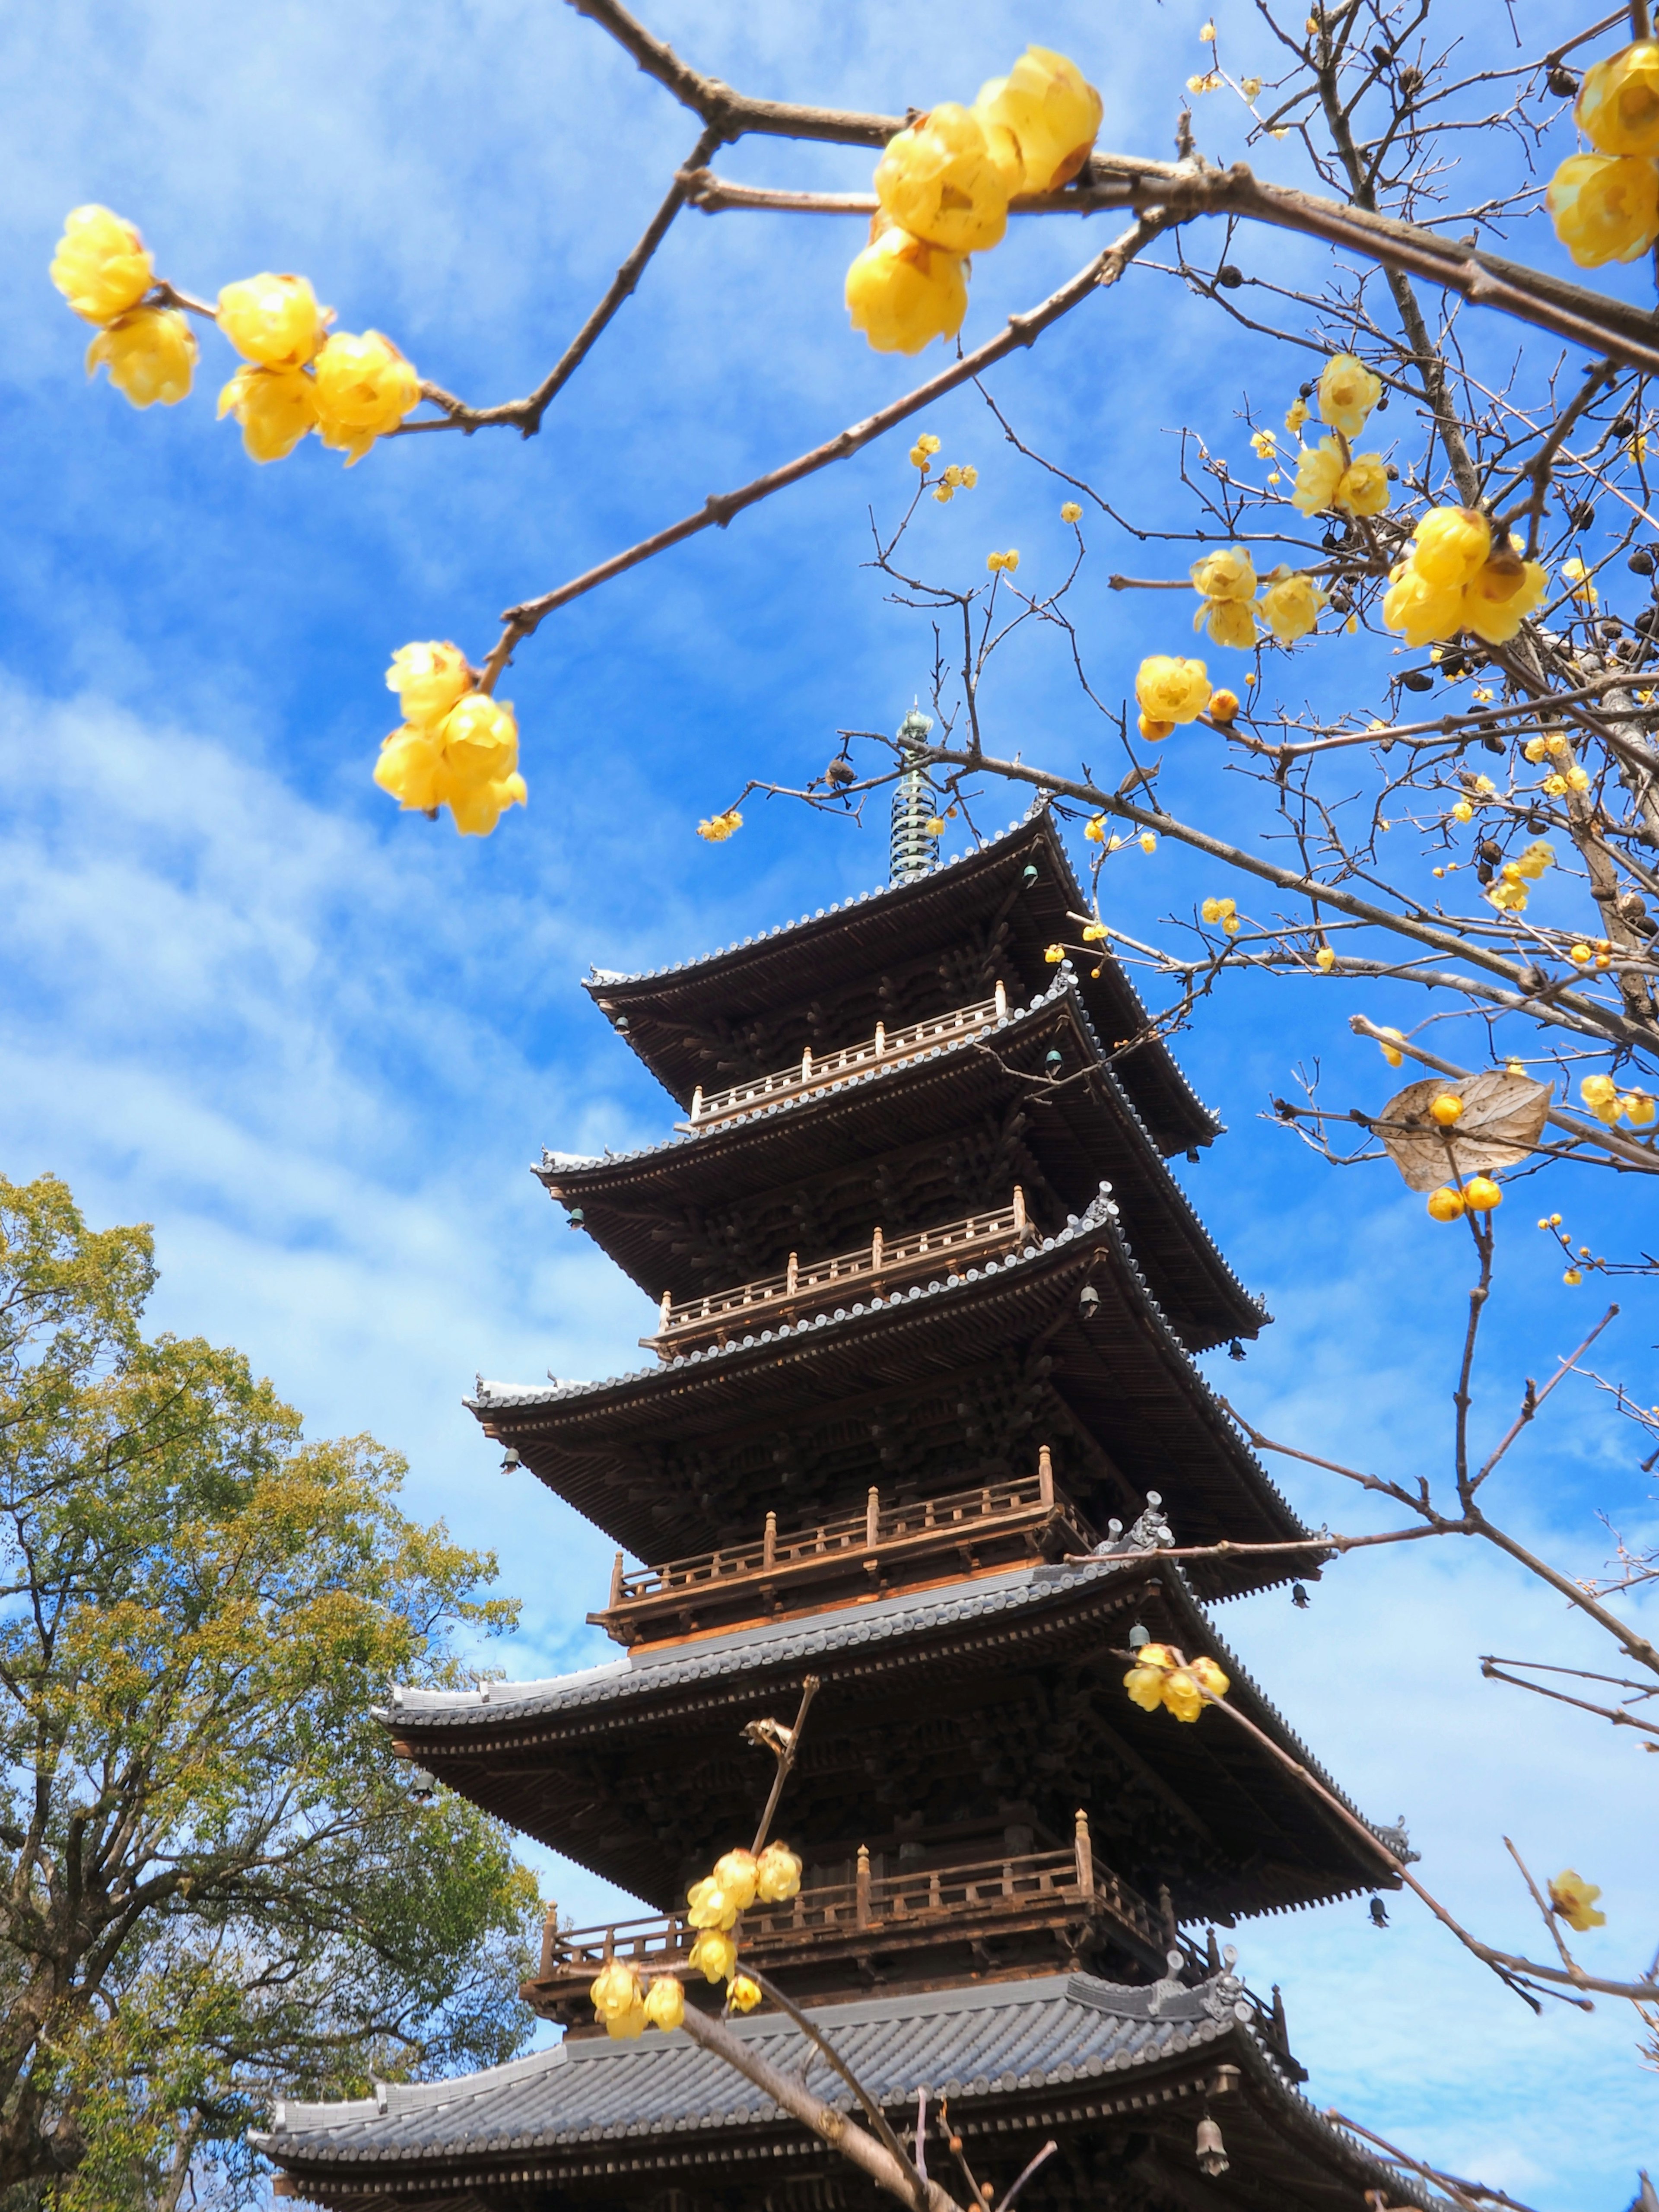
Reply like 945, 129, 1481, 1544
257, 1972, 1437, 2212
584, 812, 1218, 1158
472, 1195, 1302, 1591
540, 978, 1264, 1354
378, 1554, 1393, 1920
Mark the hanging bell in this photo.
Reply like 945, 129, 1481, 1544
1195, 2114, 1230, 2177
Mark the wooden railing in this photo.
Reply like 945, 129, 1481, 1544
523, 1817, 1167, 2019
646, 1190, 1032, 1354
679, 986, 1007, 1131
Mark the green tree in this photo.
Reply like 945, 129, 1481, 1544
0, 1172, 540, 2209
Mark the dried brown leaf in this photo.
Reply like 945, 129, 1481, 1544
1376, 1071, 1553, 1192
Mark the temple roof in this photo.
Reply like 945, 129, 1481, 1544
380, 1555, 1395, 1921
540, 977, 1264, 1354
257, 1970, 1436, 2210
583, 812, 1218, 1157
472, 1194, 1301, 1589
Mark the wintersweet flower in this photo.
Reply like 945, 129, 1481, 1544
1316, 351, 1382, 437
1135, 655, 1211, 724
1123, 1643, 1229, 1721
1382, 564, 1466, 650
1315, 945, 1335, 970
698, 810, 743, 842
1548, 1869, 1606, 1930
590, 1959, 642, 2024
1200, 896, 1240, 935
1464, 1175, 1502, 1211
1207, 689, 1240, 723
756, 1843, 802, 1904
441, 693, 517, 788
86, 308, 196, 408
50, 205, 153, 324
729, 1974, 763, 2013
1426, 1186, 1466, 1222
1250, 428, 1277, 459
1414, 506, 1491, 587
1463, 551, 1548, 643
1259, 569, 1326, 642
387, 641, 472, 729
1377, 1027, 1405, 1066
1284, 396, 1309, 434
687, 1928, 738, 1983
973, 46, 1103, 194
1190, 545, 1258, 601
1196, 596, 1259, 648
1336, 453, 1390, 515
875, 103, 1009, 254
1291, 437, 1345, 517
1577, 42, 1659, 154
713, 1849, 760, 1912
1560, 556, 1599, 608
1430, 1093, 1465, 1127
686, 1876, 741, 1932
1581, 1073, 1620, 1111
1625, 1093, 1656, 1126
644, 1977, 686, 2030
1084, 815, 1107, 842
1547, 153, 1659, 266
217, 365, 318, 461
987, 549, 1020, 573
1123, 1642, 1179, 1711
375, 725, 447, 814
1061, 500, 1083, 523
909, 433, 941, 467
216, 273, 328, 370
311, 330, 420, 463
845, 225, 967, 354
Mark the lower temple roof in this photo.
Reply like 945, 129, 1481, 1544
257, 1970, 1436, 2210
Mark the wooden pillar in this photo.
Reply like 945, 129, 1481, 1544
871, 1224, 884, 1275
874, 1020, 886, 1055
786, 1251, 798, 1294
690, 1084, 704, 1121
658, 1289, 673, 1333
994, 978, 1007, 1019
763, 1511, 777, 1570
801, 1044, 813, 1081
539, 1903, 561, 1979
1013, 1184, 1027, 1237
1074, 1808, 1093, 1894
1038, 1443, 1054, 1507
866, 1487, 880, 1546
855, 1845, 871, 1929
608, 1551, 624, 1608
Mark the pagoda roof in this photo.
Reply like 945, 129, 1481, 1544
472, 1193, 1301, 1590
381, 1554, 1397, 1921
540, 976, 1263, 1354
257, 1970, 1436, 2210
584, 811, 1218, 1157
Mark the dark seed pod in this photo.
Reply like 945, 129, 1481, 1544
1612, 413, 1637, 439
1386, 464, 1400, 480
1478, 839, 1504, 865
1636, 608, 1659, 636
1547, 64, 1578, 97
826, 758, 856, 788
1571, 502, 1596, 529
1216, 264, 1244, 289
1401, 669, 1435, 693
1628, 546, 1656, 576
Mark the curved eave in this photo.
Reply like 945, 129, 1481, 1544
472, 1199, 1303, 1593
381, 1557, 1394, 1918
542, 978, 1264, 1354
584, 811, 1218, 1157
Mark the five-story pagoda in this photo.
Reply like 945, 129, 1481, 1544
261, 801, 1432, 2211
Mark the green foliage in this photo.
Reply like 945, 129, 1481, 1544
0, 1173, 542, 2207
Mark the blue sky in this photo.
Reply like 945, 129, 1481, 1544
4, 0, 1656, 2201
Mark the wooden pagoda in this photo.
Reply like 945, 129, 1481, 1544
260, 809, 1431, 2212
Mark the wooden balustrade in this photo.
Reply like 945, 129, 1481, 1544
680, 985, 1008, 1132
523, 1818, 1168, 2021
646, 1189, 1032, 1355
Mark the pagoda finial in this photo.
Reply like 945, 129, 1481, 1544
890, 704, 939, 885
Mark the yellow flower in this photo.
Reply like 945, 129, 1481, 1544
1451, 799, 1474, 822
1581, 1073, 1619, 1109
847, 223, 968, 354
1291, 436, 1345, 516
1082, 921, 1108, 943
216, 365, 318, 461
216, 273, 327, 370
1198, 19, 1217, 39
1251, 428, 1277, 460
1560, 555, 1599, 608
875, 103, 1009, 254
85, 307, 196, 408
1414, 507, 1492, 588
448, 769, 527, 839
387, 641, 472, 729
686, 1875, 740, 1931
1200, 896, 1240, 935
1123, 1643, 1177, 1712
644, 1977, 686, 2031
1207, 687, 1240, 723
1488, 878, 1529, 913
1463, 551, 1548, 643
1187, 72, 1222, 93
1624, 1092, 1656, 1125
1139, 833, 1157, 854
1241, 75, 1264, 99
1426, 1185, 1466, 1222
1430, 1092, 1464, 1126
1191, 545, 1258, 601
606, 1993, 648, 2040
713, 1849, 760, 1911
1259, 568, 1326, 642
1084, 814, 1107, 842
1577, 41, 1659, 154
1317, 352, 1382, 437
1136, 654, 1211, 723
50, 205, 153, 324
311, 330, 420, 463
1285, 396, 1309, 434
1198, 596, 1259, 648
442, 692, 517, 789
590, 1958, 642, 2022
1315, 945, 1335, 971
987, 549, 1020, 573
698, 810, 743, 843
1515, 839, 1555, 879
1377, 1027, 1405, 1067
729, 1974, 763, 2013
1543, 773, 1570, 796
1381, 564, 1465, 649
687, 1928, 737, 1983
1061, 500, 1083, 522
1564, 1266, 1584, 1284
1464, 1174, 1503, 1211
1044, 943, 1065, 963
1336, 453, 1390, 515
374, 725, 445, 814
375, 691, 524, 838
973, 46, 1103, 193
1548, 1869, 1606, 1931
1547, 152, 1659, 266
961, 465, 978, 487
909, 432, 941, 467
1138, 715, 1174, 742
756, 1843, 802, 1904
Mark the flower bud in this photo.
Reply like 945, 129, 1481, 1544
1463, 1175, 1503, 1212
51, 205, 153, 324
86, 308, 197, 408
217, 366, 318, 461
973, 47, 1103, 193
1207, 689, 1240, 723
216, 274, 328, 370
1426, 1186, 1465, 1222
729, 1973, 763, 2012
875, 103, 1009, 254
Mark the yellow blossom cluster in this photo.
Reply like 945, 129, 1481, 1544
986, 549, 1021, 574
908, 432, 979, 502
51, 206, 197, 411
1425, 1176, 1503, 1223
1200, 895, 1240, 936
373, 643, 527, 837
587, 1841, 801, 2031
1548, 42, 1659, 265
1189, 546, 1328, 647
1486, 837, 1554, 915
847, 48, 1102, 353
1134, 655, 1213, 739
1284, 356, 1390, 519
1581, 1074, 1656, 1126
1123, 1642, 1229, 1723
590, 1957, 688, 2040
1382, 508, 1548, 650
1084, 817, 1157, 856
698, 810, 744, 843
